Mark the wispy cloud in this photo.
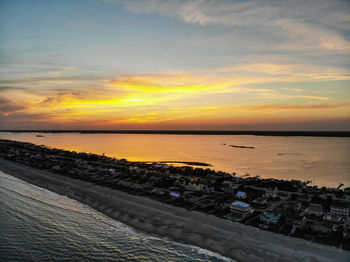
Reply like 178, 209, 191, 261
233, 103, 350, 112
0, 75, 103, 85
61, 66, 80, 71
213, 63, 350, 81
276, 19, 350, 52
0, 97, 28, 116
116, 0, 350, 53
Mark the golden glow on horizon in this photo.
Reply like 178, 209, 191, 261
1, 66, 350, 129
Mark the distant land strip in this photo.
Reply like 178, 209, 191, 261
228, 145, 255, 149
1, 130, 350, 137
158, 161, 212, 166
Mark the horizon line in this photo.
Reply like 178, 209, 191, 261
0, 130, 349, 137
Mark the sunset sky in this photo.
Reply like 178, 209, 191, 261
1, 0, 350, 130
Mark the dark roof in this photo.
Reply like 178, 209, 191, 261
253, 196, 267, 203
307, 203, 323, 212
331, 201, 350, 208
304, 214, 323, 221
284, 212, 303, 220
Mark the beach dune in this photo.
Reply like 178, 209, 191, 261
0, 158, 349, 262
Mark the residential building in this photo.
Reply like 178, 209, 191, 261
186, 183, 204, 191
343, 219, 350, 239
236, 191, 247, 199
169, 192, 181, 199
285, 213, 305, 227
221, 181, 239, 193
264, 187, 278, 198
252, 196, 268, 208
285, 200, 302, 212
323, 213, 342, 223
330, 201, 350, 219
260, 212, 281, 224
230, 201, 252, 216
203, 185, 215, 193
310, 223, 331, 235
197, 198, 215, 209
305, 203, 324, 217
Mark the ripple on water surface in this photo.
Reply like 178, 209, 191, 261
0, 171, 233, 262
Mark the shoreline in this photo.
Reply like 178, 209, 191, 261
0, 158, 349, 262
0, 169, 232, 262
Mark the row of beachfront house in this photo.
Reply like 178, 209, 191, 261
303, 201, 349, 220
3, 140, 350, 243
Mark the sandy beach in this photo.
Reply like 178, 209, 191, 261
0, 158, 349, 262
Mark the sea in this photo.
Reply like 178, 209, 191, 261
0, 170, 232, 262
0, 132, 349, 188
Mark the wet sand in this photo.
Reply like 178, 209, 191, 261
0, 158, 349, 262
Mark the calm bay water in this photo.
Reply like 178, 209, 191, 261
0, 171, 231, 262
0, 132, 349, 187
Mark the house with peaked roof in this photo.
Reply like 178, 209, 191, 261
236, 191, 247, 199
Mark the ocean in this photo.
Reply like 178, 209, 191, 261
0, 170, 231, 262
0, 132, 349, 187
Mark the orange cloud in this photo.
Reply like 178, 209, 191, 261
1, 64, 349, 129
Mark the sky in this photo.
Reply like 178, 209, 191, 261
0, 0, 350, 131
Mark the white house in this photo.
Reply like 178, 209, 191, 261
230, 201, 252, 217
330, 202, 350, 219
